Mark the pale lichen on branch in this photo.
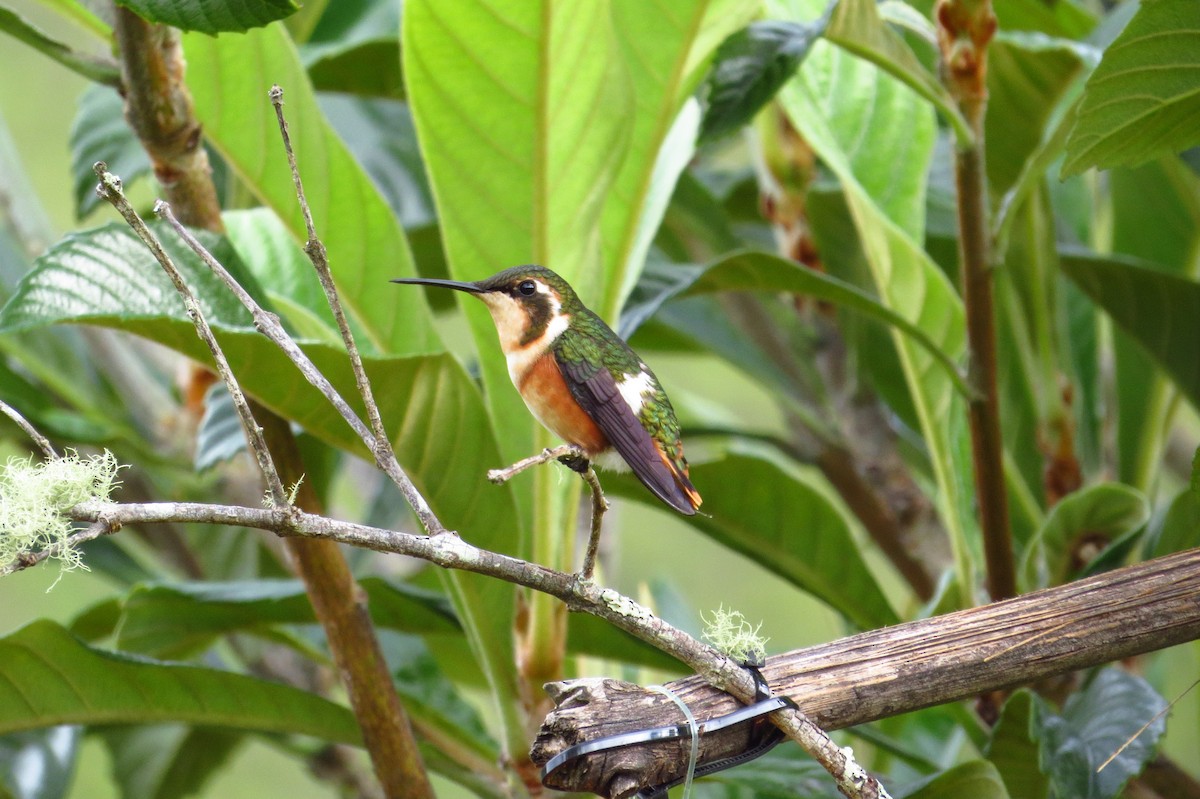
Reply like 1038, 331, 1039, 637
0, 449, 122, 581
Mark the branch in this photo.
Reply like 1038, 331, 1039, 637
0, 400, 58, 460
110, 7, 221, 230
533, 546, 1200, 794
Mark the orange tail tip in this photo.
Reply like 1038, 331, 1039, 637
657, 447, 702, 514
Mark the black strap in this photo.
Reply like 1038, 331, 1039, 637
539, 666, 795, 796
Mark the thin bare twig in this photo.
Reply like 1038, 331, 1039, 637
267, 87, 391, 464
93, 164, 289, 509
487, 444, 583, 484
487, 444, 610, 578
0, 400, 58, 460
579, 467, 609, 580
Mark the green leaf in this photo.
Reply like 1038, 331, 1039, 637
0, 7, 119, 86
70, 85, 149, 219
302, 1, 402, 99
682, 251, 969, 396
1018, 483, 1148, 592
775, 14, 974, 605
906, 761, 1011, 799
1035, 669, 1166, 799
610, 447, 899, 630
385, 634, 497, 767
114, 578, 459, 659
1063, 0, 1200, 176
117, 0, 299, 34
1060, 250, 1200, 414
699, 19, 827, 144
1104, 159, 1200, 489
0, 620, 361, 743
99, 725, 240, 799
987, 690, 1050, 799
182, 23, 437, 355
0, 727, 79, 799
823, 0, 969, 144
986, 33, 1092, 200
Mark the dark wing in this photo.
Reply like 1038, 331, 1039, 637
556, 352, 698, 515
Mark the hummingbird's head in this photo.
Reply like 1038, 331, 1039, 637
392, 265, 577, 350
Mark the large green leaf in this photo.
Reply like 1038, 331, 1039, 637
1063, 0, 1200, 176
1035, 669, 1166, 799
609, 447, 899, 630
114, 579, 459, 659
1060, 251, 1200, 414
1018, 483, 1148, 592
603, 0, 759, 318
0, 620, 360, 742
774, 2, 974, 604
182, 23, 437, 356
119, 0, 299, 34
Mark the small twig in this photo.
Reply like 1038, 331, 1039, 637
93, 163, 289, 509
0, 519, 113, 577
0, 400, 58, 460
487, 444, 610, 578
266, 85, 440, 535
579, 468, 608, 580
487, 444, 583, 484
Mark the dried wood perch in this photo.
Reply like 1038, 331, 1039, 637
532, 547, 1200, 796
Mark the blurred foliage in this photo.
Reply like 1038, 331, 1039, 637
1, 0, 1199, 797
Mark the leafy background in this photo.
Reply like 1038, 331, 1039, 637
1, 0, 1199, 798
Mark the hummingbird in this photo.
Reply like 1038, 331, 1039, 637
392, 266, 702, 515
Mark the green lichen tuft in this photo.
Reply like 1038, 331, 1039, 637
702, 605, 769, 665
0, 451, 122, 583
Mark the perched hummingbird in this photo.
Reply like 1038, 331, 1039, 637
392, 266, 702, 515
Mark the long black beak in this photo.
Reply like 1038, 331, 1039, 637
391, 277, 484, 294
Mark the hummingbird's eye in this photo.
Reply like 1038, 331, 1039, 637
517, 280, 537, 296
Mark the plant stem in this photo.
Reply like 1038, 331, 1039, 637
936, 0, 1015, 601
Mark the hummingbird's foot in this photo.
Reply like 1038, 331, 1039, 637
557, 453, 591, 474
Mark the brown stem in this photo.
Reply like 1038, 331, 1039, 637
111, 7, 221, 231
936, 0, 1014, 601
257, 413, 435, 799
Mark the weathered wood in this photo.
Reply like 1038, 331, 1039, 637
532, 547, 1200, 796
